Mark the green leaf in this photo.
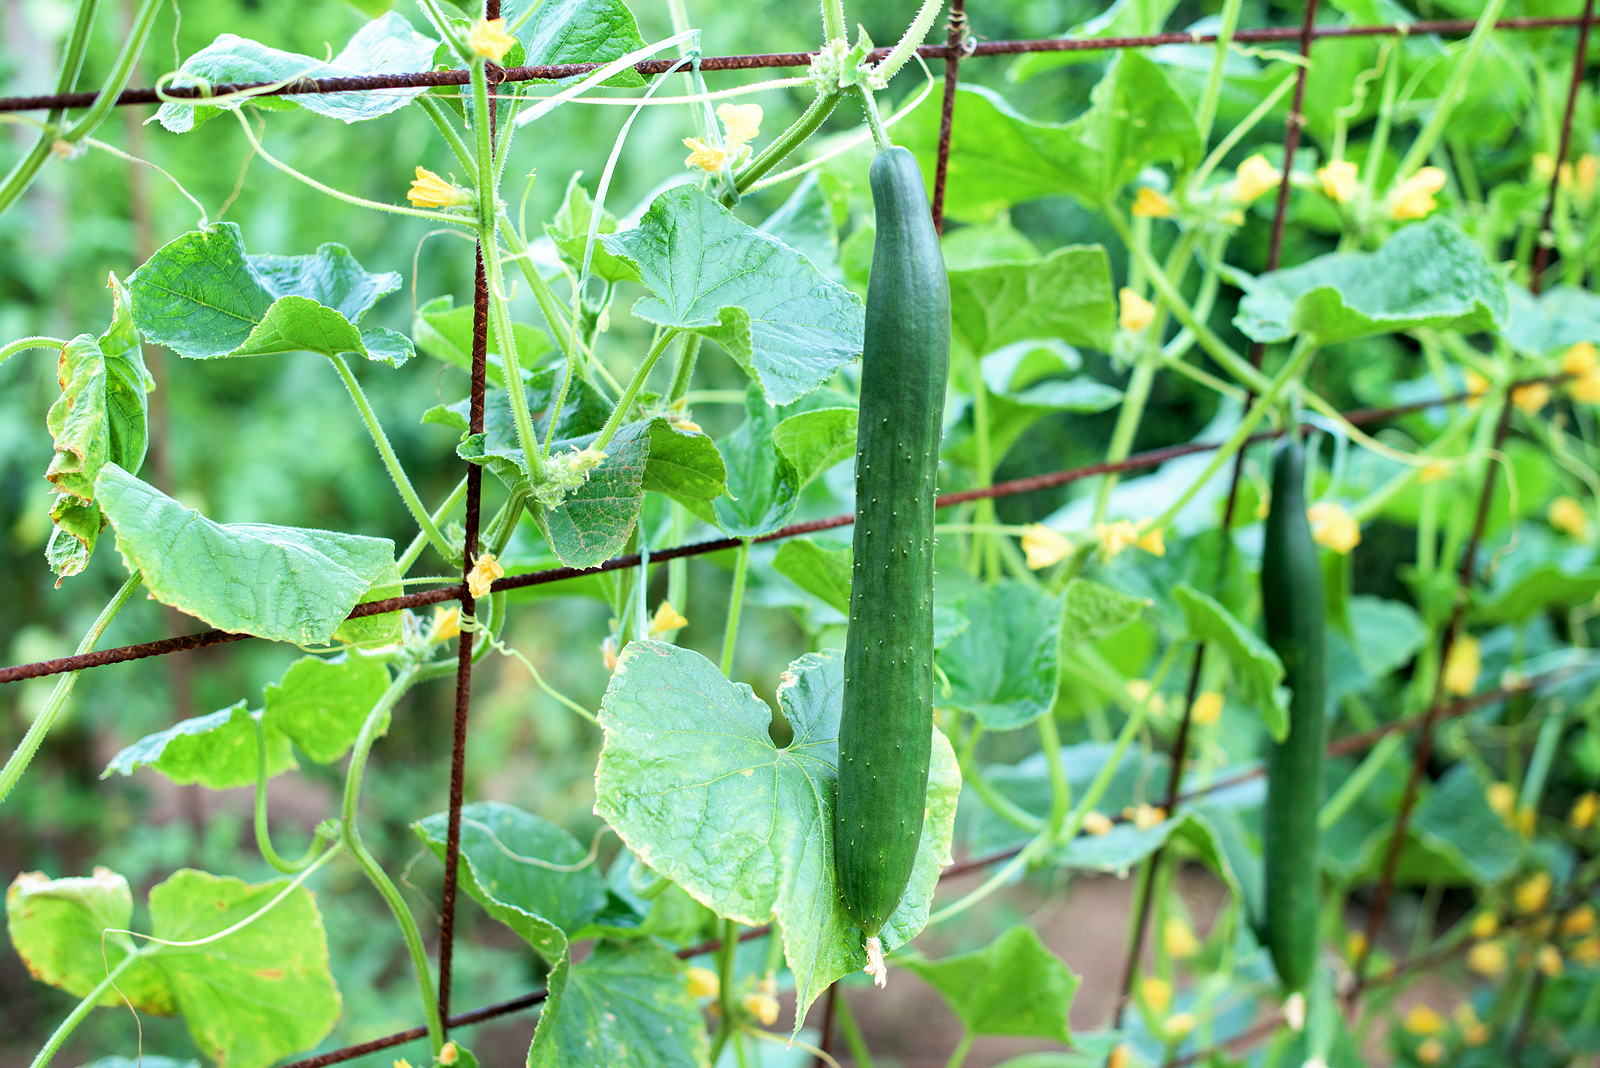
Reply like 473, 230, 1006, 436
641, 420, 728, 513
1008, 0, 1181, 80
263, 654, 392, 764
901, 925, 1077, 1041
331, 560, 405, 647
1345, 595, 1427, 678
712, 387, 801, 537
759, 172, 849, 281
899, 58, 1200, 220
1055, 810, 1240, 888
145, 869, 341, 1068
44, 276, 151, 579
1058, 580, 1151, 652
5, 868, 175, 1014
945, 375, 1123, 471
504, 0, 648, 88
772, 406, 857, 487
1409, 763, 1522, 885
1503, 283, 1600, 356
534, 421, 654, 569
772, 538, 853, 614
594, 642, 960, 1031
601, 186, 866, 405
1472, 565, 1600, 625
1172, 582, 1288, 741
79, 1059, 200, 1068
96, 465, 396, 645
526, 941, 709, 1068
430, 364, 611, 470
156, 14, 437, 132
545, 172, 640, 283
1232, 218, 1508, 344
413, 294, 555, 387
949, 246, 1117, 355
413, 801, 609, 961
102, 701, 295, 789
938, 582, 1060, 731
129, 224, 412, 366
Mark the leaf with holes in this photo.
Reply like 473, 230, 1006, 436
594, 642, 959, 1032
156, 14, 438, 132
602, 185, 866, 405
96, 465, 396, 645
128, 224, 412, 366
101, 701, 295, 789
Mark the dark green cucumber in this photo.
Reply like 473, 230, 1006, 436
1261, 437, 1329, 992
834, 146, 950, 961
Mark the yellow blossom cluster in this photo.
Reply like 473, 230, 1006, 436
1389, 167, 1447, 220
684, 103, 764, 174
1096, 518, 1164, 558
1317, 159, 1360, 204
1565, 341, 1600, 404
1118, 287, 1155, 333
1307, 501, 1361, 553
406, 166, 473, 209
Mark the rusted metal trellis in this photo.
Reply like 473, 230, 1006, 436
0, 2, 1593, 1064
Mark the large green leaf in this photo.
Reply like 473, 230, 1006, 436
594, 642, 960, 1031
1408, 763, 1522, 885
772, 407, 857, 487
949, 246, 1117, 355
263, 654, 393, 764
129, 224, 412, 366
601, 186, 866, 405
413, 801, 608, 962
102, 701, 296, 789
937, 582, 1060, 731
156, 14, 438, 132
6, 868, 174, 1013
528, 422, 654, 568
1503, 283, 1600, 356
1233, 218, 1508, 344
758, 172, 849, 281
96, 465, 395, 645
901, 925, 1077, 1041
1472, 564, 1600, 625
1172, 583, 1288, 741
711, 387, 801, 537
772, 538, 853, 614
526, 941, 709, 1068
1058, 580, 1151, 652
899, 58, 1200, 220
44, 276, 151, 579
145, 869, 341, 1068
503, 0, 648, 87
544, 172, 640, 283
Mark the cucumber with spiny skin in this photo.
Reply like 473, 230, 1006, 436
1261, 437, 1328, 992
834, 145, 950, 982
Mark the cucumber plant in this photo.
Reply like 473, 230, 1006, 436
3, 0, 1600, 1066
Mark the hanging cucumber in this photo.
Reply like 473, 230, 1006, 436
834, 145, 950, 986
1261, 436, 1328, 992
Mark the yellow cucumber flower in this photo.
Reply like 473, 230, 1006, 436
1404, 1004, 1445, 1035
1389, 167, 1447, 220
649, 600, 689, 635
1140, 975, 1172, 1013
1467, 940, 1507, 976
1021, 524, 1073, 569
1190, 691, 1224, 725
1570, 791, 1600, 829
1082, 810, 1114, 835
1572, 368, 1600, 404
1512, 381, 1550, 414
1317, 159, 1360, 204
1563, 341, 1597, 374
682, 137, 727, 174
1307, 501, 1361, 554
1164, 1012, 1197, 1038
1549, 496, 1590, 539
1416, 1038, 1445, 1066
1119, 288, 1155, 333
1232, 153, 1280, 204
1515, 871, 1552, 914
1487, 781, 1516, 821
686, 966, 719, 998
468, 17, 516, 64
1132, 186, 1176, 218
1126, 803, 1166, 830
407, 167, 473, 208
1163, 916, 1200, 958
1537, 944, 1564, 976
717, 103, 763, 151
1562, 903, 1596, 935
1578, 154, 1599, 196
1442, 635, 1481, 696
432, 605, 462, 644
742, 990, 780, 1026
467, 552, 504, 599
1471, 911, 1499, 939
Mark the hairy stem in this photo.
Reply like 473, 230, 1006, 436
721, 539, 753, 675
594, 328, 679, 451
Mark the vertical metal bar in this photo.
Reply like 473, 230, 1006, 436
930, 0, 966, 234
1352, 397, 1515, 997
1530, 0, 1594, 294
439, 0, 500, 1031
1109, 0, 1322, 1036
